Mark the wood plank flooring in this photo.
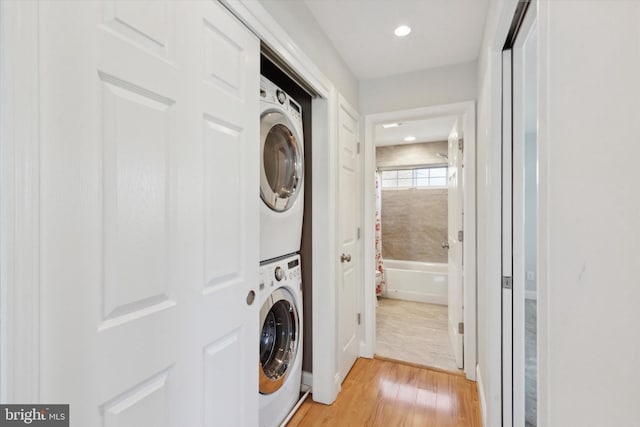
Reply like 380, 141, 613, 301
287, 358, 482, 427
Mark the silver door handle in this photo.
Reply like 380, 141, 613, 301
442, 241, 450, 249
340, 253, 352, 263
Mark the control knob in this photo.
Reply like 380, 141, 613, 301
274, 266, 285, 281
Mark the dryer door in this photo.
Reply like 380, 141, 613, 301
260, 111, 304, 212
259, 288, 299, 395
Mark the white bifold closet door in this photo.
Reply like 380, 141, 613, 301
39, 2, 259, 426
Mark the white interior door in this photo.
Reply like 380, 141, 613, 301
447, 122, 464, 369
38, 2, 259, 425
337, 95, 360, 383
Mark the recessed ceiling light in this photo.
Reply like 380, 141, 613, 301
394, 25, 412, 37
404, 135, 416, 142
382, 122, 400, 129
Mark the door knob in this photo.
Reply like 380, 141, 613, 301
442, 241, 450, 250
246, 290, 255, 305
340, 253, 352, 263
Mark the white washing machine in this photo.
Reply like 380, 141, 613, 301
258, 254, 303, 427
259, 76, 305, 262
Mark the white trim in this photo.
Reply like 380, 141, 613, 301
525, 290, 537, 301
477, 364, 488, 427
220, 0, 341, 404
0, 0, 41, 402
362, 101, 477, 380
461, 103, 477, 381
311, 91, 340, 403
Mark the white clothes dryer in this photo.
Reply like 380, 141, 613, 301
258, 254, 303, 427
259, 76, 304, 262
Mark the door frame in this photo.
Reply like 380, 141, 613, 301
501, 4, 538, 425
362, 101, 477, 381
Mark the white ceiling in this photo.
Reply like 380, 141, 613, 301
375, 116, 458, 146
304, 0, 490, 80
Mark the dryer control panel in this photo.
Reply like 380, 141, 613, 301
259, 254, 302, 294
259, 76, 303, 127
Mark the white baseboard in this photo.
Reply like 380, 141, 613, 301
384, 289, 447, 306
476, 364, 487, 427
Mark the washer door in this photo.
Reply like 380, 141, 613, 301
259, 288, 299, 395
260, 110, 304, 212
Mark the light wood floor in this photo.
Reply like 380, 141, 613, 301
287, 358, 482, 427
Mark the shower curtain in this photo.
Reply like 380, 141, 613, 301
375, 172, 386, 296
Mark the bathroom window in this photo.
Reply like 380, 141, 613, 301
381, 166, 447, 188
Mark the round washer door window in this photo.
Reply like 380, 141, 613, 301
260, 111, 304, 212
259, 288, 299, 395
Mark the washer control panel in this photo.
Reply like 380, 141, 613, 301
259, 254, 302, 294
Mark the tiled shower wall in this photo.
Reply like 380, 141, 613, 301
376, 140, 448, 168
377, 142, 448, 263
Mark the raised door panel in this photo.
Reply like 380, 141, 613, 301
202, 117, 243, 291
100, 73, 176, 327
203, 330, 245, 427
102, 0, 175, 60
203, 18, 244, 97
101, 369, 172, 427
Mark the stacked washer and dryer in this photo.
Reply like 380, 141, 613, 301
258, 76, 305, 427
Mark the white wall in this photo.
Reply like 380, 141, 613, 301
538, 1, 640, 425
259, 0, 359, 107
359, 61, 477, 115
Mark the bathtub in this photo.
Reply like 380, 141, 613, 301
382, 260, 448, 305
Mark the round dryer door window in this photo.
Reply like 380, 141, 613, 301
260, 111, 304, 212
259, 288, 299, 395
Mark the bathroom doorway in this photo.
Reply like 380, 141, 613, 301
374, 119, 459, 372
362, 102, 477, 381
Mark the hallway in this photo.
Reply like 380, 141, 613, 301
288, 358, 481, 426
